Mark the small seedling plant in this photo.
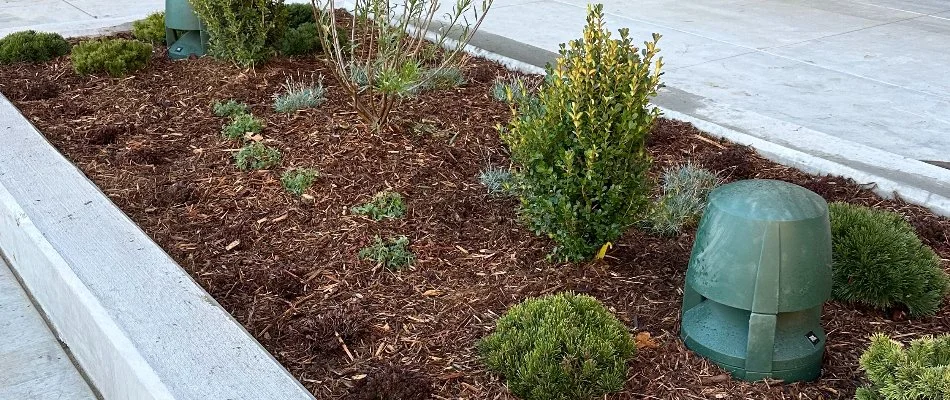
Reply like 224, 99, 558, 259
352, 190, 406, 220
235, 142, 281, 170
281, 168, 319, 195
359, 235, 414, 270
648, 163, 720, 236
213, 100, 249, 117
309, 0, 492, 130
478, 166, 513, 196
222, 113, 264, 140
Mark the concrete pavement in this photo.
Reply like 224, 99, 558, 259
0, 257, 96, 400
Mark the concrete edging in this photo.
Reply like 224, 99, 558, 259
0, 92, 314, 399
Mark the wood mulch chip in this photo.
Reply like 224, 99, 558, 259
1, 42, 947, 399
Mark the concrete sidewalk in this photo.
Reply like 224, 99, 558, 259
0, 257, 96, 399
0, 0, 162, 37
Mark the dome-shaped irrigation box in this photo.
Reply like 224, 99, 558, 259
680, 179, 832, 382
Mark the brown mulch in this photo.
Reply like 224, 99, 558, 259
1, 44, 948, 400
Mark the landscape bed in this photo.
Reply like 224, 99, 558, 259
1, 37, 948, 399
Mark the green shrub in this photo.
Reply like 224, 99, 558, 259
284, 3, 315, 28
479, 292, 635, 400
273, 77, 325, 113
478, 166, 513, 196
352, 191, 406, 221
502, 5, 663, 262
213, 99, 249, 118
359, 235, 414, 270
279, 22, 320, 56
648, 164, 719, 236
189, 0, 286, 67
222, 113, 264, 140
72, 39, 152, 77
0, 30, 70, 64
281, 168, 318, 195
235, 142, 281, 170
829, 202, 949, 317
132, 12, 166, 44
857, 333, 950, 400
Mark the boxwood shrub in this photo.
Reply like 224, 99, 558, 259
829, 202, 949, 317
857, 333, 950, 399
479, 292, 635, 400
72, 39, 153, 77
501, 5, 663, 261
0, 30, 70, 64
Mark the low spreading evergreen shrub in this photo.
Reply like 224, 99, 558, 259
359, 235, 414, 270
479, 292, 635, 400
502, 4, 663, 261
213, 99, 249, 118
857, 333, 950, 399
284, 3, 316, 28
189, 0, 286, 67
281, 168, 318, 196
0, 30, 70, 64
71, 39, 152, 77
235, 142, 281, 170
222, 113, 264, 140
829, 202, 949, 317
352, 191, 406, 221
279, 22, 320, 56
132, 12, 166, 44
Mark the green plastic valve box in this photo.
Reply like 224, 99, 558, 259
680, 179, 832, 382
165, 0, 208, 59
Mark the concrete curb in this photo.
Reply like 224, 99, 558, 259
0, 93, 314, 399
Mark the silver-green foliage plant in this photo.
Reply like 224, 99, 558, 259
649, 163, 720, 236
857, 333, 950, 400
829, 202, 949, 317
281, 168, 318, 195
359, 235, 414, 270
310, 0, 492, 129
273, 77, 326, 113
478, 292, 635, 400
213, 100, 249, 118
222, 113, 264, 140
490, 75, 534, 103
132, 12, 166, 44
189, 0, 286, 67
503, 4, 663, 262
352, 190, 406, 220
422, 66, 466, 90
478, 166, 512, 196
235, 142, 281, 170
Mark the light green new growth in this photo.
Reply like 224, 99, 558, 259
857, 333, 950, 399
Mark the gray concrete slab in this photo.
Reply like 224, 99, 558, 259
0, 257, 96, 400
845, 0, 950, 15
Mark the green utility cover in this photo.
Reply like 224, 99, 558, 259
165, 0, 208, 59
680, 179, 832, 383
